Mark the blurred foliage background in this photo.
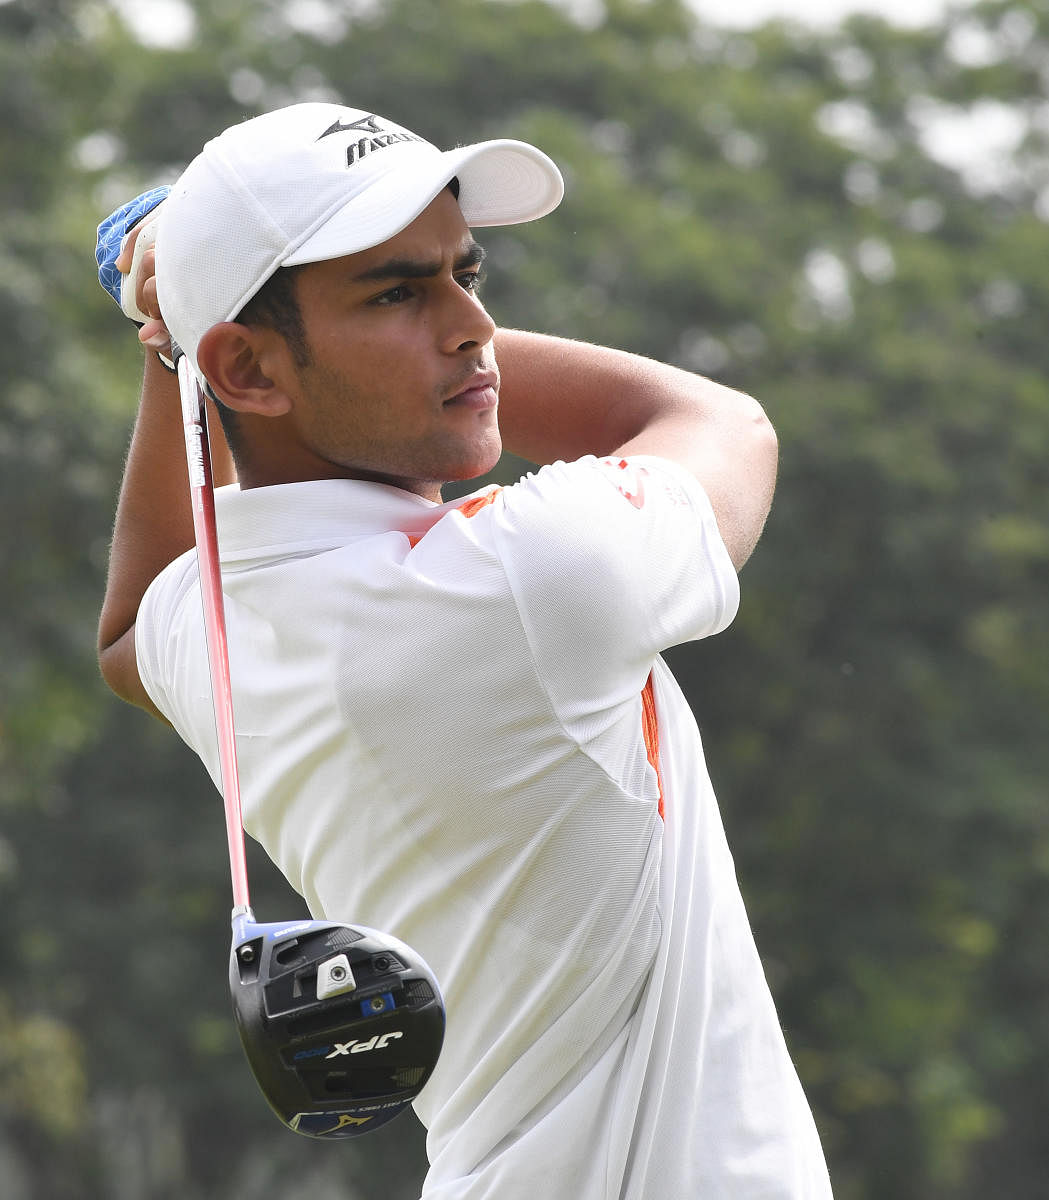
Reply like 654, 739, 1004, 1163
2, 0, 1048, 1195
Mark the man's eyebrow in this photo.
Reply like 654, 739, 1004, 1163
351, 241, 487, 284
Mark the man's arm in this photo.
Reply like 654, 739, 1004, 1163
494, 329, 778, 570
97, 353, 233, 719
98, 213, 234, 718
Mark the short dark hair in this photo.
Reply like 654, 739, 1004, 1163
236, 265, 311, 367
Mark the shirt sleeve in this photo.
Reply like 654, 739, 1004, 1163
490, 454, 740, 714
134, 549, 214, 753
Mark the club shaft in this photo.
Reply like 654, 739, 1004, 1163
177, 354, 251, 913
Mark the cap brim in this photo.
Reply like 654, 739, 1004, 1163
283, 139, 563, 267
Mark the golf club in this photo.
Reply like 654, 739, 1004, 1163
169, 304, 445, 1139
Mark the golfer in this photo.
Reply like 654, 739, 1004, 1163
97, 102, 832, 1198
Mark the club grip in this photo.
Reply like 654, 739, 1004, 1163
121, 213, 159, 324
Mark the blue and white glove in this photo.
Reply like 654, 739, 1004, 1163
95, 185, 170, 321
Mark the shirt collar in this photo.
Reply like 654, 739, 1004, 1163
214, 478, 486, 562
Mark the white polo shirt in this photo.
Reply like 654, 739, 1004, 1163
137, 455, 832, 1199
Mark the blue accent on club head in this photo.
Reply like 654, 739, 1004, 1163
231, 913, 330, 949
361, 991, 396, 1018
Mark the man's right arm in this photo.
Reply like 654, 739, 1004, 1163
97, 211, 235, 719
493, 329, 778, 572
97, 352, 193, 720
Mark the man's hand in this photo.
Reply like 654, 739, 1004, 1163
117, 212, 175, 363
96, 187, 174, 361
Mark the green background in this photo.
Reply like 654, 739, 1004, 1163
2, 0, 1047, 1195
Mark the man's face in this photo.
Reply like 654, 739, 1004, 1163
279, 188, 501, 501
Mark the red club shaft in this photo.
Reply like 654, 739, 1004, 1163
177, 354, 251, 914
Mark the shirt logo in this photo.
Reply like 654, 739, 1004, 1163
601, 458, 648, 510
317, 114, 424, 167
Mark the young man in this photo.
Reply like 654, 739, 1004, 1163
97, 102, 832, 1197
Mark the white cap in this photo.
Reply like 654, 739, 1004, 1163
155, 103, 564, 379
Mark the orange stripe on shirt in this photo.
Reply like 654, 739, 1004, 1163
407, 488, 663, 820
406, 488, 502, 548
456, 489, 501, 519
458, 491, 666, 822
641, 673, 665, 822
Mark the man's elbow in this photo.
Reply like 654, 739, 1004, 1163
744, 391, 779, 468
725, 397, 778, 571
98, 645, 131, 705
740, 382, 778, 479
98, 628, 167, 723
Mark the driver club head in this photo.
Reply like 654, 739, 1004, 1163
229, 914, 445, 1138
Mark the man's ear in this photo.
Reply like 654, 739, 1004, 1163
195, 322, 294, 417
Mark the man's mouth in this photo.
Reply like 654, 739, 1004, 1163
444, 370, 499, 409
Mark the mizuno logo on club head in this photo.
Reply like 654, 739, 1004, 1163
325, 1032, 403, 1058
317, 114, 385, 140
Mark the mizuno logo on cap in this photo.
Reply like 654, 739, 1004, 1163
317, 114, 425, 167
317, 114, 385, 139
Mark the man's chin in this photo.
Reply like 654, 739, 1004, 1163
454, 434, 504, 482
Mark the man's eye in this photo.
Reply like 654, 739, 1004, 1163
373, 285, 413, 306
457, 270, 486, 293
